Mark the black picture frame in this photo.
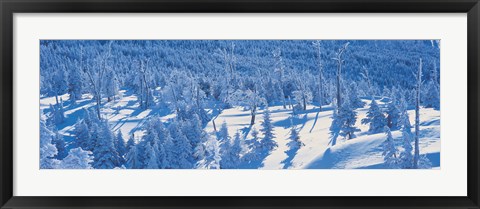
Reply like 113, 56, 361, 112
1, 0, 479, 208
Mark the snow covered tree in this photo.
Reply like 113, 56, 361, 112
135, 59, 155, 109
221, 131, 243, 169
347, 82, 365, 108
292, 88, 313, 111
313, 40, 325, 111
244, 127, 264, 162
125, 145, 142, 169
143, 142, 159, 169
422, 61, 440, 109
361, 99, 387, 134
49, 102, 65, 125
215, 43, 237, 105
60, 147, 94, 169
272, 48, 287, 109
229, 88, 266, 125
168, 121, 194, 168
82, 42, 113, 119
126, 134, 135, 151
67, 60, 84, 103
114, 131, 127, 163
40, 120, 60, 169
91, 120, 122, 169
382, 126, 398, 168
50, 64, 68, 105
204, 137, 221, 169
333, 42, 349, 107
73, 118, 92, 151
103, 69, 119, 102
423, 83, 440, 110
260, 107, 277, 151
217, 121, 230, 142
287, 126, 302, 149
153, 141, 167, 169
386, 98, 402, 130
52, 132, 68, 160
399, 106, 414, 169
162, 132, 176, 169
413, 58, 423, 168
336, 101, 360, 140
418, 155, 432, 169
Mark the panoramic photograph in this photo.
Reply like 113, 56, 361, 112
39, 40, 440, 169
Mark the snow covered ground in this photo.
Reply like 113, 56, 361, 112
41, 92, 440, 169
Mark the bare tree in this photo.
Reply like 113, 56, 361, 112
313, 41, 324, 111
273, 49, 287, 109
216, 42, 237, 105
83, 41, 113, 119
138, 59, 152, 109
413, 58, 423, 168
332, 42, 349, 110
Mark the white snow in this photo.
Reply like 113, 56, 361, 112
41, 93, 440, 169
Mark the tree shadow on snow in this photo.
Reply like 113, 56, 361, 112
240, 150, 270, 169
282, 146, 300, 169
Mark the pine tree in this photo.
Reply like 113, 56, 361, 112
40, 120, 60, 169
49, 103, 65, 125
67, 59, 84, 103
60, 147, 94, 169
422, 61, 440, 109
52, 131, 68, 160
249, 128, 261, 151
229, 88, 266, 125
162, 132, 176, 169
287, 126, 302, 149
91, 120, 122, 169
260, 107, 277, 151
144, 142, 159, 169
361, 99, 387, 134
413, 58, 422, 168
382, 126, 398, 168
73, 119, 92, 151
399, 109, 414, 169
386, 98, 402, 130
169, 121, 193, 168
227, 131, 244, 168
126, 134, 135, 151
347, 82, 365, 108
204, 137, 221, 169
114, 131, 127, 164
418, 155, 432, 169
153, 141, 167, 168
125, 145, 142, 169
243, 127, 262, 163
423, 81, 440, 109
337, 101, 360, 140
217, 121, 230, 142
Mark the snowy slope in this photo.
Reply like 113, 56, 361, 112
41, 93, 440, 169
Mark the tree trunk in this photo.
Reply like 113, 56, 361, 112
212, 119, 217, 132
318, 85, 323, 112
250, 106, 257, 125
413, 58, 422, 169
95, 94, 101, 119
250, 113, 256, 126
303, 96, 307, 111
336, 61, 342, 109
289, 96, 295, 115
